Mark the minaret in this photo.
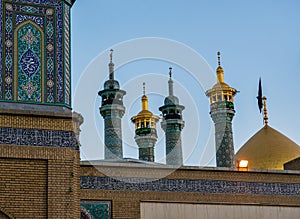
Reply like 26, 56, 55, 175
205, 52, 238, 168
98, 50, 126, 159
131, 83, 159, 162
159, 67, 185, 165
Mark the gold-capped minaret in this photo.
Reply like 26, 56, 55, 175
205, 52, 238, 168
131, 83, 159, 162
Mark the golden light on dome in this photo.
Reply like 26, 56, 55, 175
237, 160, 249, 171
237, 160, 249, 168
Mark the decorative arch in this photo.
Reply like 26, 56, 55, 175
80, 207, 92, 219
0, 207, 14, 219
13, 20, 45, 103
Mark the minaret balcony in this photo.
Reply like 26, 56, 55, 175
102, 98, 123, 106
210, 101, 234, 111
135, 128, 157, 136
165, 114, 182, 120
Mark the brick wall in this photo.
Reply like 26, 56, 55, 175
0, 146, 80, 219
0, 158, 47, 218
0, 108, 83, 219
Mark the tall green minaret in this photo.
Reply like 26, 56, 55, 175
98, 50, 126, 159
205, 52, 238, 168
159, 67, 185, 165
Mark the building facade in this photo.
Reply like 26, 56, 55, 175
0, 0, 83, 218
0, 1, 300, 219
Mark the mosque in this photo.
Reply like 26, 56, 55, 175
0, 0, 300, 219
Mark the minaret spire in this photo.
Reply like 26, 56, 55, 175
168, 67, 174, 96
263, 96, 269, 126
218, 51, 221, 66
216, 51, 224, 83
109, 49, 114, 80
142, 82, 148, 111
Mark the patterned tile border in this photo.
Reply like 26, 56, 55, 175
81, 176, 300, 197
0, 127, 79, 150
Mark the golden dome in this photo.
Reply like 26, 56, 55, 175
131, 83, 159, 130
205, 52, 238, 101
235, 125, 300, 170
136, 109, 153, 117
213, 82, 229, 89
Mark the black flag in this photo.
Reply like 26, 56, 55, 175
256, 77, 263, 113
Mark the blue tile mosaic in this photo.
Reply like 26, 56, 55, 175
0, 127, 79, 150
80, 176, 300, 197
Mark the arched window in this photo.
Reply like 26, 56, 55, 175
0, 207, 13, 219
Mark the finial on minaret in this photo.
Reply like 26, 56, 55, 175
143, 82, 146, 96
168, 67, 174, 96
141, 82, 148, 111
110, 49, 113, 63
216, 51, 224, 83
109, 49, 114, 80
217, 51, 221, 67
262, 96, 268, 126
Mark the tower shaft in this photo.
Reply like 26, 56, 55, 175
101, 106, 125, 159
162, 120, 184, 165
135, 130, 157, 162
211, 108, 235, 167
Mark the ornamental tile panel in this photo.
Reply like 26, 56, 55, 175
0, 0, 70, 107
0, 127, 79, 150
80, 176, 300, 197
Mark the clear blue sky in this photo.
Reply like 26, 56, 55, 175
71, 0, 300, 166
